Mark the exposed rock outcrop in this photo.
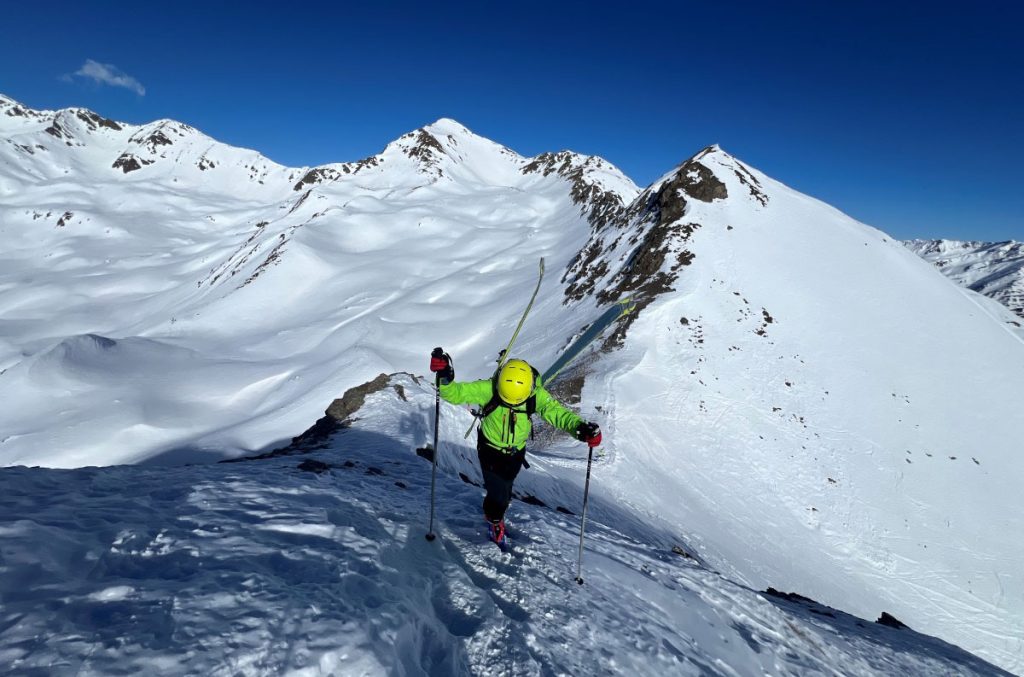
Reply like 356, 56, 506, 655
224, 373, 414, 462
561, 148, 731, 347
522, 151, 631, 231
112, 153, 153, 173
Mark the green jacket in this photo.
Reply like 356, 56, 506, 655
439, 378, 583, 452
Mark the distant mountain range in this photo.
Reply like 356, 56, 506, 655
905, 239, 1024, 322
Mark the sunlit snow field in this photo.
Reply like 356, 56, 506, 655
1, 95, 1022, 673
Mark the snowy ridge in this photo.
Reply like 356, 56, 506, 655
0, 375, 1009, 676
905, 238, 1024, 322
2, 94, 1023, 672
0, 97, 295, 197
564, 145, 1024, 672
287, 117, 640, 209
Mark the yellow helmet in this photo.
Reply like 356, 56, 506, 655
496, 359, 535, 405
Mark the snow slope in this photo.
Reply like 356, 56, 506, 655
905, 238, 1024, 321
0, 94, 637, 467
552, 147, 1024, 673
2, 94, 1023, 672
0, 375, 1009, 676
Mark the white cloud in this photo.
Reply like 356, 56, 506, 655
69, 59, 146, 96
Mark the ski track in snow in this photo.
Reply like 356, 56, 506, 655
0, 379, 1009, 677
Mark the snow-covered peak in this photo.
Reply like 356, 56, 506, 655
288, 118, 530, 192
640, 145, 769, 213
124, 118, 205, 156
0, 93, 21, 109
45, 108, 126, 144
386, 126, 456, 168
0, 93, 37, 116
906, 238, 988, 256
0, 94, 53, 128
0, 99, 126, 142
371, 118, 527, 186
421, 116, 475, 139
132, 118, 200, 140
557, 145, 738, 307
0, 94, 296, 197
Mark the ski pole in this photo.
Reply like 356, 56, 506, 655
426, 371, 441, 541
575, 444, 596, 584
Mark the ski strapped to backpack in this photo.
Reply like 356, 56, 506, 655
464, 257, 545, 439
541, 297, 637, 385
496, 257, 545, 371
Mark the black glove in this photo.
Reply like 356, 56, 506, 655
429, 347, 454, 384
575, 421, 602, 447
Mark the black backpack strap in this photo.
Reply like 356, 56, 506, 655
479, 392, 536, 418
479, 371, 503, 418
478, 393, 502, 419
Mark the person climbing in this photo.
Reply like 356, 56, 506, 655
429, 348, 602, 546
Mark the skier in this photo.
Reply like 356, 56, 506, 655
429, 349, 602, 546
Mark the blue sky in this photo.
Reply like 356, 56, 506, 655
1, 1, 1021, 241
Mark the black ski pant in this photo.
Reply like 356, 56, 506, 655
477, 433, 526, 523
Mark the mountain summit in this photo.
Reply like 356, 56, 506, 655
1, 95, 1022, 672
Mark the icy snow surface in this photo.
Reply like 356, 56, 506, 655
0, 377, 1009, 676
2, 94, 1023, 673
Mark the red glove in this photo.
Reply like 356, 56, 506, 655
430, 348, 454, 383
576, 421, 602, 447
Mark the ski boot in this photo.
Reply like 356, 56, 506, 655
487, 519, 508, 549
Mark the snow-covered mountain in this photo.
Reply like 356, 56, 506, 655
0, 93, 637, 467
905, 238, 1024, 321
2, 94, 1022, 673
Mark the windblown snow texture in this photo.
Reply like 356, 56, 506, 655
1, 94, 1022, 673
0, 377, 1010, 676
